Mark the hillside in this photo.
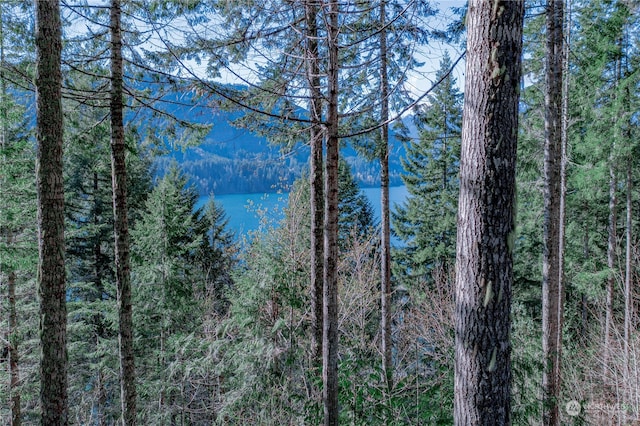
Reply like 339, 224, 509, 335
155, 106, 408, 195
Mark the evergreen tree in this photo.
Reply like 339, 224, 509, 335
338, 160, 376, 246
108, 2, 138, 422
63, 103, 151, 423
393, 52, 462, 284
131, 166, 235, 423
211, 165, 381, 424
35, 1, 68, 422
453, 0, 524, 423
541, 1, 566, 423
194, 197, 236, 318
0, 72, 37, 426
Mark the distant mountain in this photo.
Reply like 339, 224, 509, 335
151, 87, 410, 195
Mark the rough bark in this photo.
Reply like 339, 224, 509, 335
306, 0, 324, 366
453, 1, 524, 424
110, 1, 137, 424
379, 0, 393, 391
322, 1, 339, 424
542, 0, 565, 423
35, 0, 68, 423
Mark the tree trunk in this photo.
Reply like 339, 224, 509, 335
623, 158, 632, 381
453, 1, 524, 424
542, 0, 565, 424
322, 1, 339, 424
9, 265, 21, 426
306, 0, 324, 366
604, 151, 617, 377
379, 0, 393, 391
622, 44, 633, 386
110, 1, 137, 424
581, 214, 589, 341
35, 0, 68, 423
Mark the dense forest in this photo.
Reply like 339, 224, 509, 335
0, 0, 639, 425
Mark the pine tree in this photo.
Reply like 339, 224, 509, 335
393, 52, 462, 285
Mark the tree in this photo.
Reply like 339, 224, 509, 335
62, 89, 152, 423
130, 167, 233, 423
167, 5, 431, 421
0, 54, 35, 426
377, 0, 395, 391
337, 160, 376, 246
305, 0, 325, 366
393, 51, 462, 284
109, 1, 137, 423
35, 0, 68, 423
64, 107, 119, 425
453, 1, 524, 424
322, 1, 340, 423
541, 0, 565, 423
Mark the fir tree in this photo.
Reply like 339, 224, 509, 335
131, 166, 235, 423
338, 159, 376, 246
393, 52, 462, 284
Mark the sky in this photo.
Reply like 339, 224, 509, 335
63, 0, 467, 115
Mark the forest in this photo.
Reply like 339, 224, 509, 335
0, 0, 639, 425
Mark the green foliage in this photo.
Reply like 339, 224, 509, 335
393, 52, 462, 286
62, 99, 153, 422
213, 199, 311, 424
0, 88, 39, 423
131, 165, 236, 423
338, 159, 377, 245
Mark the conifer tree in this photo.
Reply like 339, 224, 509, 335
453, 1, 524, 423
109, 2, 137, 423
393, 52, 462, 284
35, 0, 68, 423
338, 160, 376, 246
131, 167, 235, 422
541, 1, 565, 423
0, 65, 35, 426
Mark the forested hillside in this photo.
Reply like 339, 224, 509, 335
154, 107, 407, 195
1, 1, 639, 425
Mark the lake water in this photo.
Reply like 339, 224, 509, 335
198, 186, 409, 238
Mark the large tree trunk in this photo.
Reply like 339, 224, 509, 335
378, 0, 393, 391
322, 1, 339, 424
305, 0, 324, 366
542, 0, 565, 424
35, 0, 68, 423
110, 1, 137, 424
453, 1, 524, 424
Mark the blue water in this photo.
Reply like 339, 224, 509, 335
198, 186, 409, 238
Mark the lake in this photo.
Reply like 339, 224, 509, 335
198, 186, 409, 238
